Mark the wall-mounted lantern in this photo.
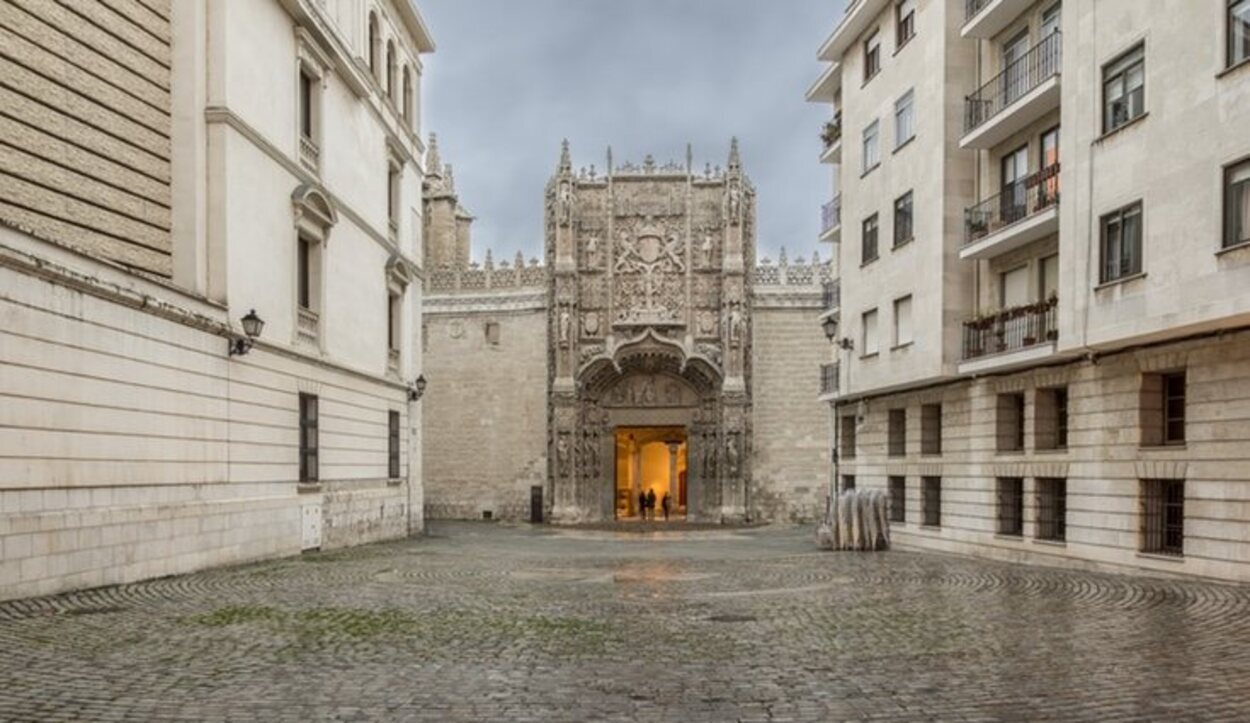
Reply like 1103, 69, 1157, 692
408, 374, 427, 402
228, 309, 265, 356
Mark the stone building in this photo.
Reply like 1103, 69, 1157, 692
808, 0, 1250, 581
423, 141, 830, 524
0, 0, 434, 601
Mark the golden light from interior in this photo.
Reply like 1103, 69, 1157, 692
614, 427, 688, 519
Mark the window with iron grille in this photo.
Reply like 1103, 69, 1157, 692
1141, 479, 1184, 556
1036, 478, 1067, 542
842, 475, 856, 492
1103, 44, 1145, 134
388, 410, 400, 479
1140, 371, 1185, 446
922, 476, 941, 527
1035, 387, 1069, 450
996, 393, 1026, 452
1100, 202, 1143, 283
888, 409, 906, 457
921, 403, 942, 455
997, 477, 1024, 537
862, 214, 879, 264
299, 393, 319, 483
840, 414, 857, 459
894, 191, 914, 246
889, 476, 906, 522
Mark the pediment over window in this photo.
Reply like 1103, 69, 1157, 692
386, 254, 414, 293
292, 184, 338, 240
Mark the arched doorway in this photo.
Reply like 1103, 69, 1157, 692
614, 427, 687, 520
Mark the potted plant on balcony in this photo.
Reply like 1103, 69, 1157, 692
820, 120, 841, 149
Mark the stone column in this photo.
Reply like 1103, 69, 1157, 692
667, 443, 681, 520
630, 440, 642, 518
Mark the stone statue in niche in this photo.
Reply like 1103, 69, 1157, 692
585, 235, 600, 267
582, 427, 599, 477
556, 433, 571, 478
700, 232, 714, 268
726, 305, 743, 348
726, 181, 741, 226
558, 307, 571, 346
664, 381, 682, 405
725, 432, 740, 477
703, 432, 717, 475
557, 181, 573, 227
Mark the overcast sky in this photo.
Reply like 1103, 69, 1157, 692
419, 0, 845, 264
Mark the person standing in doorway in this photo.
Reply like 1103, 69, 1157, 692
646, 488, 656, 521
638, 489, 647, 521
661, 492, 671, 521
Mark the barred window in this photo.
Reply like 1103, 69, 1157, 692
1035, 387, 1069, 450
840, 414, 857, 459
889, 476, 906, 522
1036, 478, 1067, 542
388, 410, 401, 479
1140, 371, 1185, 446
921, 403, 942, 455
888, 409, 907, 457
299, 394, 319, 483
996, 393, 1026, 452
1141, 479, 1184, 556
997, 477, 1024, 537
922, 476, 941, 527
842, 475, 856, 492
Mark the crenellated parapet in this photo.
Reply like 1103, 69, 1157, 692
427, 250, 547, 293
754, 247, 832, 288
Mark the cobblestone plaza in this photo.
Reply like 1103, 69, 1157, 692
2, 522, 1249, 722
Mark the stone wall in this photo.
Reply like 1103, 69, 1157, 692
842, 329, 1250, 583
0, 0, 173, 277
422, 294, 548, 521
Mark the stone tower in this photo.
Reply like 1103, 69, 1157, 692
422, 134, 474, 268
545, 140, 756, 523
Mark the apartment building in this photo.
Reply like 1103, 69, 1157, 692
0, 0, 433, 601
809, 0, 1250, 581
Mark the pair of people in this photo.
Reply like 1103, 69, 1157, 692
637, 489, 672, 521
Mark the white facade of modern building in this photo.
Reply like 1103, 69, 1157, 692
0, 0, 434, 601
809, 0, 1250, 581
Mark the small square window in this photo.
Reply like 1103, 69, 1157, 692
1100, 202, 1143, 283
922, 477, 941, 527
889, 476, 906, 522
842, 474, 856, 492
888, 409, 906, 457
1103, 44, 1145, 134
997, 477, 1024, 537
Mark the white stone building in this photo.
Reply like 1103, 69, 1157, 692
809, 0, 1250, 581
0, 0, 434, 601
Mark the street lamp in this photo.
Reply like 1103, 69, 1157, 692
408, 374, 427, 401
821, 315, 838, 342
228, 309, 264, 356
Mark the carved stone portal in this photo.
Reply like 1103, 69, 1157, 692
545, 140, 755, 524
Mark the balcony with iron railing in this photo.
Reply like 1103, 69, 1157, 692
820, 362, 840, 398
820, 113, 842, 163
962, 32, 1062, 149
820, 195, 842, 242
960, 296, 1058, 370
822, 278, 841, 313
961, 163, 1060, 260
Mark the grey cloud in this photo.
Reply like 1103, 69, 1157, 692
421, 0, 845, 262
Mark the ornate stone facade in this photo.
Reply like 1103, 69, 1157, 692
422, 139, 830, 525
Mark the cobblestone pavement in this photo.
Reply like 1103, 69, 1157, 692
3, 522, 1250, 722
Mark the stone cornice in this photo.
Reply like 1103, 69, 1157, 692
425, 290, 548, 314
204, 106, 424, 282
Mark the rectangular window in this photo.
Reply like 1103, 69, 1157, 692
1035, 386, 1069, 450
387, 163, 401, 235
387, 293, 401, 352
893, 191, 913, 247
1036, 478, 1067, 542
864, 31, 881, 81
299, 70, 313, 140
922, 476, 941, 527
862, 213, 879, 264
1141, 479, 1184, 556
1141, 371, 1185, 446
894, 90, 915, 148
840, 414, 857, 459
1039, 253, 1060, 300
1231, 0, 1250, 67
299, 393, 319, 483
842, 474, 856, 492
1226, 159, 1250, 249
297, 239, 312, 310
889, 476, 906, 522
388, 410, 401, 479
1103, 44, 1145, 133
863, 121, 880, 173
921, 403, 942, 455
1100, 202, 1143, 283
997, 477, 1024, 537
888, 408, 906, 457
896, 0, 916, 47
893, 295, 912, 347
862, 308, 879, 356
485, 321, 501, 345
997, 392, 1026, 452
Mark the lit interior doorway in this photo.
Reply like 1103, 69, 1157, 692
614, 427, 688, 520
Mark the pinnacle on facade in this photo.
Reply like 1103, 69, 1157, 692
728, 136, 741, 172
444, 163, 456, 193
558, 138, 572, 175
426, 132, 443, 177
